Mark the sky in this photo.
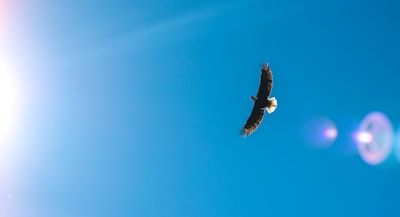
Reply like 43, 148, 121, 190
1, 0, 400, 216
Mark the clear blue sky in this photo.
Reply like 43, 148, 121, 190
2, 0, 400, 216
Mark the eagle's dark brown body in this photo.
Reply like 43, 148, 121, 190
240, 63, 278, 137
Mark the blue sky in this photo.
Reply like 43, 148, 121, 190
1, 0, 400, 216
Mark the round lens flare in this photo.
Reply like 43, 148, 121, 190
353, 112, 394, 165
302, 117, 338, 148
324, 128, 338, 139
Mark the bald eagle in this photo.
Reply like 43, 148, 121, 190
240, 63, 278, 137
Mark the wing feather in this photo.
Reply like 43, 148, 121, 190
256, 64, 273, 99
240, 105, 265, 137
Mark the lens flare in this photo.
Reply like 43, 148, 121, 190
302, 117, 338, 148
324, 128, 338, 139
354, 112, 394, 165
356, 131, 374, 143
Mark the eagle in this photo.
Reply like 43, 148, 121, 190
240, 63, 278, 137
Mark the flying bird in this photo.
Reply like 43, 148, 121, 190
240, 63, 278, 137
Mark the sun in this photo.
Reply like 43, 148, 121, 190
0, 66, 22, 143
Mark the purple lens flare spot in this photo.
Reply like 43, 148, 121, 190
354, 112, 394, 165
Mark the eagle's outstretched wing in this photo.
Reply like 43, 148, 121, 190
240, 63, 277, 137
256, 63, 273, 99
240, 106, 265, 137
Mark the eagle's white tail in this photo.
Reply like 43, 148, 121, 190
266, 97, 278, 114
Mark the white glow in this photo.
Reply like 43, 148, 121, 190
0, 66, 22, 144
357, 131, 374, 143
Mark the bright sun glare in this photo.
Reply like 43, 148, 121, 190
1, 1, 22, 144
0, 67, 21, 143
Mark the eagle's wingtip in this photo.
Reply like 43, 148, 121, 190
261, 62, 270, 70
239, 128, 249, 138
